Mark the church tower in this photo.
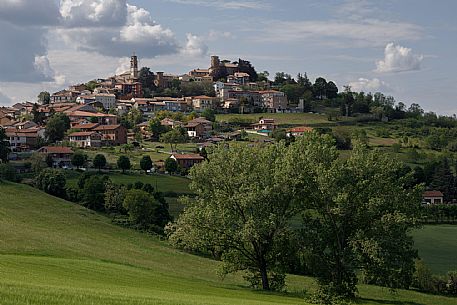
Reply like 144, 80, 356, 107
130, 53, 138, 79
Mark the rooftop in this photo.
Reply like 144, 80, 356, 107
39, 146, 74, 154
172, 154, 205, 160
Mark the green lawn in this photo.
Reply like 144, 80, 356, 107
412, 225, 457, 274
80, 142, 199, 168
0, 182, 456, 305
65, 171, 191, 194
216, 113, 339, 126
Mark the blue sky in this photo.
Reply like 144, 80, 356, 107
0, 0, 456, 114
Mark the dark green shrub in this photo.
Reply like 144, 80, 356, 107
0, 163, 18, 182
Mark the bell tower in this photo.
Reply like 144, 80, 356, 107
130, 52, 138, 79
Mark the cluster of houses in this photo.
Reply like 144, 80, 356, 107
31, 145, 205, 171
0, 54, 347, 172
45, 54, 290, 115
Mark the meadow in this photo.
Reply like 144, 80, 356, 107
216, 112, 340, 126
0, 182, 456, 305
65, 171, 191, 194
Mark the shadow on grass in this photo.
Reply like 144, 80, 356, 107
357, 297, 423, 305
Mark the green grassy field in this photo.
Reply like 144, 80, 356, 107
0, 182, 456, 305
81, 141, 199, 167
412, 225, 457, 274
216, 113, 340, 126
65, 171, 191, 194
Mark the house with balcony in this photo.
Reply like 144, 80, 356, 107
68, 131, 102, 148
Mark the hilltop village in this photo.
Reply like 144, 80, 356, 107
0, 54, 298, 151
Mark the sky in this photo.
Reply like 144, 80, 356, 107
0, 0, 456, 114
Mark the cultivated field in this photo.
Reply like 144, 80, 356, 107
1, 182, 456, 304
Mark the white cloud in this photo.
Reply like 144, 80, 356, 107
57, 3, 180, 58
181, 33, 208, 57
375, 43, 424, 73
208, 30, 234, 41
257, 20, 423, 47
348, 78, 390, 92
60, 0, 128, 27
167, 0, 270, 10
115, 57, 131, 75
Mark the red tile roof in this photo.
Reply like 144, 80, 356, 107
423, 191, 444, 197
172, 154, 205, 160
93, 124, 122, 131
69, 131, 99, 137
72, 123, 100, 130
288, 126, 314, 133
39, 146, 74, 154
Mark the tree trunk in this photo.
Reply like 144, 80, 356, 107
259, 260, 270, 290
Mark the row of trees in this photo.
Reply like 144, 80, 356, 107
168, 133, 423, 298
34, 167, 171, 234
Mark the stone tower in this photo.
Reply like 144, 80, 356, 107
210, 55, 220, 69
130, 53, 138, 79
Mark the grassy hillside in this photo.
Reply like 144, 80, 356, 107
0, 182, 456, 305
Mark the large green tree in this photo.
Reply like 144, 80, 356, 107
298, 142, 423, 297
169, 140, 319, 291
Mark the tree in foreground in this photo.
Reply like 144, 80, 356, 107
168, 138, 325, 291
117, 155, 131, 173
299, 143, 423, 298
140, 155, 153, 174
93, 154, 107, 172
168, 133, 423, 297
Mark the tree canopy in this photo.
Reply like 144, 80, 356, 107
117, 155, 131, 173
169, 133, 423, 296
140, 155, 153, 174
45, 113, 70, 143
93, 154, 107, 172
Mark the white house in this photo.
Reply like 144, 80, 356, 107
68, 131, 102, 148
